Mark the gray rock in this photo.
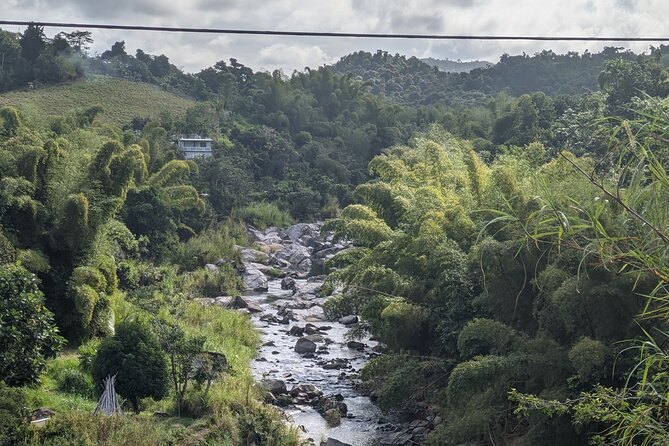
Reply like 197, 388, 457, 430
288, 325, 304, 337
260, 378, 287, 395
289, 383, 322, 398
372, 343, 388, 353
304, 324, 320, 335
214, 296, 235, 308
233, 296, 263, 313
346, 341, 366, 350
204, 263, 219, 272
321, 439, 352, 446
294, 281, 322, 299
237, 245, 270, 264
286, 223, 320, 242
280, 276, 296, 291
275, 243, 312, 275
305, 334, 325, 343
243, 263, 268, 292
294, 338, 317, 354
194, 297, 215, 306
339, 315, 359, 325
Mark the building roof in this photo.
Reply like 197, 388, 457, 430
179, 138, 213, 142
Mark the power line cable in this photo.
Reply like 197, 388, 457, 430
1, 20, 669, 42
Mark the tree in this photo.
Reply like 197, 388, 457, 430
101, 41, 126, 59
92, 321, 169, 412
155, 320, 205, 414
62, 31, 93, 52
0, 263, 64, 386
19, 24, 45, 63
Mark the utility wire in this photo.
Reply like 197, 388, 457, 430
1, 20, 669, 42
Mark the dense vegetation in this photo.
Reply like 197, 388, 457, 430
3, 22, 669, 445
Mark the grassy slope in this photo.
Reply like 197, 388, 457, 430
0, 75, 197, 127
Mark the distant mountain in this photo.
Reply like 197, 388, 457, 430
421, 57, 492, 73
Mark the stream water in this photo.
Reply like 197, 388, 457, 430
248, 279, 382, 445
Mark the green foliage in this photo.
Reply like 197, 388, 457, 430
56, 368, 95, 398
29, 411, 180, 446
92, 320, 169, 412
233, 201, 294, 230
0, 382, 29, 446
0, 106, 21, 137
0, 263, 64, 386
457, 318, 519, 359
568, 337, 610, 385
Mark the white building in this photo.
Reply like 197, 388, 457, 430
178, 135, 213, 159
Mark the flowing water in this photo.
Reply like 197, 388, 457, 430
249, 279, 383, 445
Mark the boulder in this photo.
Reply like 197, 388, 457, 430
346, 341, 366, 350
304, 334, 325, 343
294, 338, 317, 354
294, 281, 322, 299
275, 243, 312, 275
243, 263, 268, 292
237, 245, 270, 264
321, 439, 352, 446
338, 315, 359, 325
289, 384, 322, 399
288, 325, 304, 337
260, 378, 287, 395
214, 296, 235, 307
286, 223, 320, 243
194, 297, 215, 306
281, 276, 297, 291
233, 296, 263, 313
304, 324, 320, 335
204, 263, 219, 272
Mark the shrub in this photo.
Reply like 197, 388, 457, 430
170, 222, 245, 271
57, 369, 95, 398
92, 321, 169, 412
187, 265, 242, 298
0, 382, 29, 446
457, 318, 519, 359
0, 263, 64, 386
77, 338, 101, 374
323, 295, 355, 320
568, 337, 610, 384
233, 202, 294, 230
379, 300, 429, 350
116, 260, 139, 289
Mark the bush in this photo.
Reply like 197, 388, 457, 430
30, 411, 179, 446
170, 222, 245, 271
57, 369, 95, 398
568, 337, 610, 384
77, 338, 101, 374
457, 318, 520, 359
92, 321, 169, 412
116, 260, 139, 289
186, 265, 242, 298
323, 295, 355, 320
233, 202, 293, 230
0, 382, 29, 446
0, 263, 64, 386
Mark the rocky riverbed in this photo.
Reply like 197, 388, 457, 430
197, 223, 440, 445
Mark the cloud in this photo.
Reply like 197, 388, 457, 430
2, 0, 667, 72
257, 43, 335, 72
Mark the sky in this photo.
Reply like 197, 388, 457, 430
2, 0, 668, 73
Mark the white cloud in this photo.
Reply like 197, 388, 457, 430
3, 0, 669, 72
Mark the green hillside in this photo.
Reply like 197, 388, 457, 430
0, 75, 197, 126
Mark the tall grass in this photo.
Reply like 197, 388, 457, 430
171, 221, 247, 271
232, 202, 294, 230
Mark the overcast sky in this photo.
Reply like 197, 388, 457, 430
3, 0, 668, 73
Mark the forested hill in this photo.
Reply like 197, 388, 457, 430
332, 48, 669, 106
421, 57, 492, 73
